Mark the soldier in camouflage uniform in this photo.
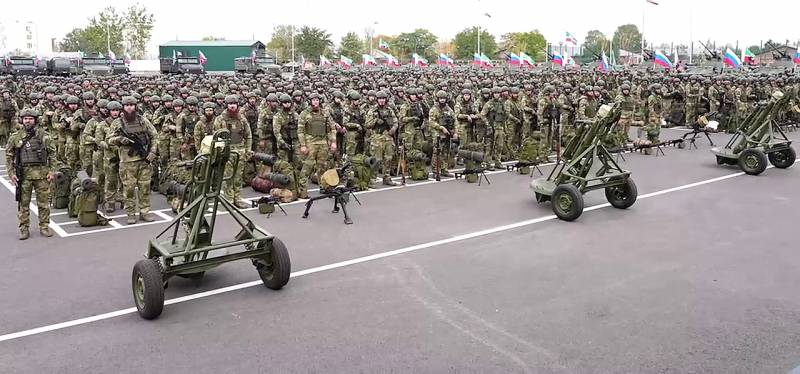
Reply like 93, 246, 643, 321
213, 95, 252, 208
6, 109, 59, 239
177, 96, 201, 159
366, 91, 400, 186
84, 99, 108, 185
685, 76, 704, 126
342, 91, 367, 157
0, 89, 19, 146
108, 96, 158, 224
398, 88, 428, 156
326, 90, 347, 159
505, 87, 524, 157
256, 94, 279, 155
480, 87, 507, 170
273, 93, 306, 198
298, 93, 337, 186
95, 101, 123, 213
454, 89, 482, 146
614, 84, 635, 147
428, 91, 456, 178
641, 84, 664, 147
557, 83, 577, 147
59, 95, 82, 172
193, 102, 217, 151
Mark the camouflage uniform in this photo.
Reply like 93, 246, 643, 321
480, 94, 507, 169
256, 100, 278, 155
454, 93, 481, 145
6, 125, 59, 237
298, 100, 337, 185
428, 96, 456, 175
213, 103, 252, 205
342, 99, 367, 157
505, 93, 524, 157
366, 98, 399, 185
615, 90, 635, 145
0, 96, 18, 146
95, 113, 122, 211
108, 111, 158, 222
81, 110, 102, 177
273, 103, 306, 198
642, 91, 664, 143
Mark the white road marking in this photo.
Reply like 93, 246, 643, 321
0, 167, 770, 343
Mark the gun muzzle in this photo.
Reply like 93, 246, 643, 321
252, 152, 277, 166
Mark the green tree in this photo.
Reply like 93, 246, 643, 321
338, 32, 364, 59
612, 24, 643, 55
123, 4, 154, 59
582, 30, 608, 57
500, 31, 546, 61
391, 29, 438, 63
267, 25, 296, 63
453, 26, 497, 60
59, 6, 154, 58
295, 26, 333, 64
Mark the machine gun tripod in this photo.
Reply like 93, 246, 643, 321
679, 112, 717, 149
301, 162, 362, 224
251, 195, 288, 218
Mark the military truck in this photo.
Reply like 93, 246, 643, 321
234, 55, 281, 75
110, 60, 130, 75
47, 57, 83, 76
82, 57, 113, 76
160, 57, 205, 74
4, 57, 39, 76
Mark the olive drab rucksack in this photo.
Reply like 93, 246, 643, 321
348, 154, 376, 191
69, 172, 108, 227
406, 149, 429, 181
460, 142, 484, 183
51, 167, 72, 209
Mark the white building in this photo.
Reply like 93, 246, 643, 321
0, 20, 39, 56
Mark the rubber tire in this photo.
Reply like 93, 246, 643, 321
257, 238, 291, 290
605, 178, 638, 209
768, 147, 796, 169
738, 148, 767, 175
715, 156, 726, 165
551, 184, 584, 222
132, 259, 165, 320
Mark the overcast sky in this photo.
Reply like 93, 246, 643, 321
9, 0, 800, 55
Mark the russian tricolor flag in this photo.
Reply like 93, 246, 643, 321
599, 51, 609, 72
723, 48, 742, 68
654, 50, 672, 69
794, 49, 800, 64
507, 52, 521, 65
551, 52, 563, 66
438, 53, 454, 66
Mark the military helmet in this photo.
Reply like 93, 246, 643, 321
461, 89, 472, 95
332, 90, 345, 99
405, 87, 416, 95
266, 93, 278, 102
29, 92, 41, 100
213, 93, 225, 100
202, 102, 216, 110
367, 90, 377, 97
172, 99, 185, 107
435, 90, 447, 99
107, 87, 118, 94
107, 101, 122, 111
121, 96, 138, 105
198, 91, 210, 99
651, 83, 662, 91
480, 87, 491, 95
511, 87, 520, 94
65, 95, 80, 105
348, 91, 362, 100
97, 99, 109, 109
185, 96, 199, 105
309, 93, 321, 100
162, 94, 174, 102
142, 90, 152, 97
279, 93, 292, 103
224, 95, 239, 104
19, 108, 40, 118
292, 90, 303, 97
44, 86, 57, 94
620, 83, 631, 91
375, 90, 388, 99
491, 87, 502, 94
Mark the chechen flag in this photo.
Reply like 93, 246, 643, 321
107, 50, 116, 62
198, 50, 207, 65
565, 32, 578, 46
378, 38, 389, 50
124, 53, 132, 65
320, 55, 332, 67
362, 54, 377, 66
339, 55, 353, 68
412, 53, 428, 67
519, 52, 534, 67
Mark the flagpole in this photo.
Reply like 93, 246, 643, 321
641, 5, 645, 63
291, 25, 295, 74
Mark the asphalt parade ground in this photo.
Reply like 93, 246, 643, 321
0, 127, 799, 373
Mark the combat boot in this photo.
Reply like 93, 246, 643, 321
105, 202, 115, 213
494, 161, 503, 170
382, 176, 397, 186
40, 227, 53, 237
127, 215, 138, 225
139, 213, 156, 222
440, 169, 453, 178
234, 200, 250, 209
19, 228, 29, 240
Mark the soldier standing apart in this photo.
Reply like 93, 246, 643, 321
480, 87, 507, 170
366, 91, 399, 186
6, 109, 59, 239
298, 93, 337, 185
1, 89, 20, 146
213, 95, 252, 209
108, 97, 158, 224
95, 101, 123, 213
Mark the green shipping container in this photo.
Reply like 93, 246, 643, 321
158, 40, 266, 72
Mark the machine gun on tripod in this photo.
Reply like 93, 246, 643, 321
301, 162, 362, 224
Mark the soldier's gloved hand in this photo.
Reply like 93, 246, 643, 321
120, 137, 134, 145
299, 145, 309, 155
146, 152, 157, 163
10, 175, 18, 187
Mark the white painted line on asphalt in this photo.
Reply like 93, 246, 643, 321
108, 219, 123, 229
0, 167, 769, 343
152, 210, 173, 221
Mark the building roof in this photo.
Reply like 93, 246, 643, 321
160, 40, 264, 48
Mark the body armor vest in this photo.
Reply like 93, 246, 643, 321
280, 111, 298, 141
331, 105, 343, 125
183, 113, 199, 137
308, 111, 327, 137
375, 107, 393, 133
1, 100, 15, 119
491, 101, 506, 124
20, 133, 48, 166
223, 115, 245, 144
620, 96, 635, 112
